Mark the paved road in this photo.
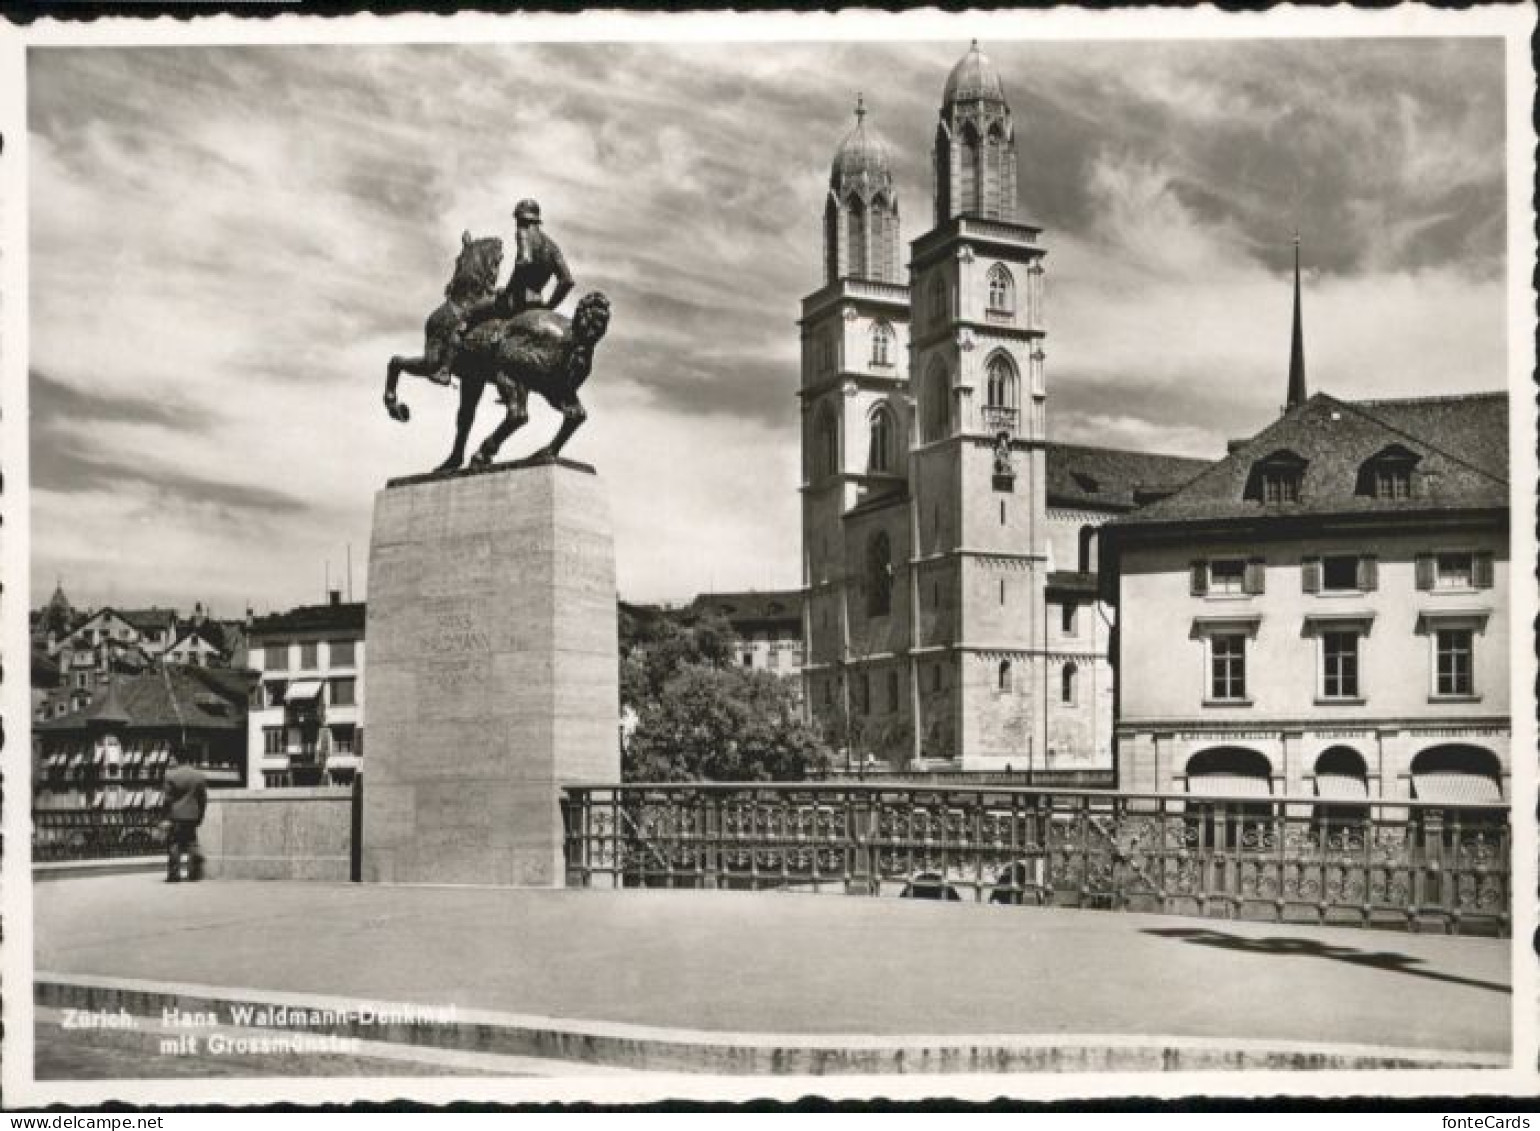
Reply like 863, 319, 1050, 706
34, 874, 1509, 1055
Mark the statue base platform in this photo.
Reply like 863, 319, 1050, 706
360, 456, 619, 885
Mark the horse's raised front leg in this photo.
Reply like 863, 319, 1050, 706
385, 351, 451, 422
436, 376, 487, 473
469, 377, 529, 468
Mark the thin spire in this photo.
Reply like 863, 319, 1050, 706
1287, 230, 1307, 410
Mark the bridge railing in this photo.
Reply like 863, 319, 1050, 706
561, 783, 1509, 936
32, 809, 168, 862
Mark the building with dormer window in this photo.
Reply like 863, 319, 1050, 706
1102, 334, 1509, 805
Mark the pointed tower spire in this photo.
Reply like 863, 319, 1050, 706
1287, 231, 1307, 410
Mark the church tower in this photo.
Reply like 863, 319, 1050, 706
907, 41, 1049, 769
933, 40, 1019, 226
800, 98, 913, 751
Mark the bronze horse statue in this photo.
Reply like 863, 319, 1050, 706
384, 232, 611, 469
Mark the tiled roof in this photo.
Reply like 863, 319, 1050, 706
689, 590, 804, 629
249, 600, 366, 637
1045, 443, 1213, 511
35, 664, 249, 734
118, 607, 180, 633
1350, 393, 1508, 481
1109, 391, 1507, 529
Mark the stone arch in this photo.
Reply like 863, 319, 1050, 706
1183, 745, 1275, 790
1316, 745, 1369, 778
1313, 744, 1370, 818
1410, 743, 1503, 806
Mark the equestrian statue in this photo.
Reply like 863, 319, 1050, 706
384, 199, 610, 470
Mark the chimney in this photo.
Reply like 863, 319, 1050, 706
329, 588, 342, 607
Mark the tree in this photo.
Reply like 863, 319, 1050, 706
624, 662, 830, 783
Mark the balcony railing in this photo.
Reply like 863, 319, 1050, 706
562, 783, 1509, 936
33, 809, 167, 862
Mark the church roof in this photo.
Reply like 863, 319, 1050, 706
831, 95, 895, 188
1045, 443, 1213, 511
1108, 391, 1508, 530
943, 40, 1007, 105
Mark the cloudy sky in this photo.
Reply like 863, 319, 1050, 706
27, 31, 1508, 615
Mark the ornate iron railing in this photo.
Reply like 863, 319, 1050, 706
32, 809, 168, 862
562, 784, 1509, 936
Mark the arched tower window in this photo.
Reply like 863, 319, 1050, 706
922, 361, 950, 443
813, 404, 839, 481
845, 196, 867, 280
868, 405, 895, 473
983, 124, 1006, 218
958, 123, 980, 216
867, 531, 893, 617
870, 321, 894, 367
1061, 662, 1078, 705
987, 264, 1015, 313
984, 352, 1018, 433
997, 659, 1012, 692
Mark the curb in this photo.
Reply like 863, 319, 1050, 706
35, 973, 1508, 1075
33, 858, 164, 882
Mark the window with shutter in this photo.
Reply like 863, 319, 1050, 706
1414, 554, 1435, 591
1474, 552, 1495, 589
1357, 555, 1378, 592
1245, 559, 1266, 595
1301, 557, 1322, 593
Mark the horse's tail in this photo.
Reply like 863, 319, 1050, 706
566, 291, 610, 390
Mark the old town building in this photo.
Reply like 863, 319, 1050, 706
34, 665, 252, 812
799, 43, 1204, 772
246, 592, 365, 788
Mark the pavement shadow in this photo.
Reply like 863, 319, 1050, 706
1142, 926, 1510, 996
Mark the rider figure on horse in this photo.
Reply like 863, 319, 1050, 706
431, 198, 574, 385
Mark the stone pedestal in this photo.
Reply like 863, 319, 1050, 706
361, 457, 619, 885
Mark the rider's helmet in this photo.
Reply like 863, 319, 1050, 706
513, 199, 542, 224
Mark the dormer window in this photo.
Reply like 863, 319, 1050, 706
1245, 449, 1307, 504
1356, 444, 1420, 501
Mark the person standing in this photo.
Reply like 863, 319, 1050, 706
162, 751, 208, 883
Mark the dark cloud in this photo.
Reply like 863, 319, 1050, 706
31, 369, 214, 431
31, 369, 309, 515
